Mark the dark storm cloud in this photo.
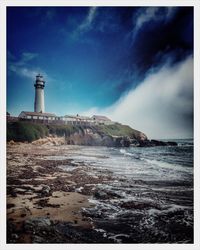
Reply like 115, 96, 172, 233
126, 7, 193, 81
74, 7, 193, 95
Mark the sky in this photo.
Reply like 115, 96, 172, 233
7, 7, 193, 139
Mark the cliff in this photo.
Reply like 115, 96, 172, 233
7, 121, 147, 147
7, 121, 177, 147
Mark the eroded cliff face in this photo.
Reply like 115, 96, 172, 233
23, 126, 147, 147
65, 127, 147, 147
63, 125, 151, 147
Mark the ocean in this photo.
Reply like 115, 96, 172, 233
61, 139, 193, 243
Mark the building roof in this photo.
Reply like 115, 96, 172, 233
63, 115, 78, 119
20, 111, 57, 117
92, 115, 111, 121
64, 115, 92, 120
78, 116, 92, 120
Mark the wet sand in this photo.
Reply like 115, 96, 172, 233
7, 142, 115, 243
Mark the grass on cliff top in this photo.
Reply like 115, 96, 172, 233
7, 122, 81, 142
7, 121, 48, 142
97, 123, 142, 139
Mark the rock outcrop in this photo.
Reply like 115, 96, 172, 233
138, 139, 177, 147
31, 136, 65, 146
66, 132, 131, 147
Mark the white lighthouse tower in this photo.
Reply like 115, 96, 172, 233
34, 74, 45, 113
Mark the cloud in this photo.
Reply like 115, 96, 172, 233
74, 7, 98, 37
135, 7, 158, 29
135, 7, 177, 30
14, 52, 38, 67
131, 7, 177, 42
9, 66, 40, 79
8, 51, 47, 80
83, 55, 193, 139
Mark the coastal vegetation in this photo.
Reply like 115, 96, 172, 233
7, 121, 48, 142
7, 121, 146, 144
97, 123, 144, 140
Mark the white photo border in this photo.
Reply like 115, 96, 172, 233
0, 1, 199, 250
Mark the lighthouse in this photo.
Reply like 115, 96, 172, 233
34, 74, 45, 113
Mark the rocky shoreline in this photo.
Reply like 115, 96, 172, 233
7, 142, 118, 243
7, 140, 193, 243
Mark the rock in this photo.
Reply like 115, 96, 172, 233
8, 140, 15, 145
10, 190, 17, 197
54, 222, 114, 243
12, 234, 19, 240
150, 140, 167, 146
167, 141, 178, 146
32, 136, 65, 146
41, 185, 51, 196
121, 137, 130, 147
138, 139, 177, 147
94, 189, 121, 200
101, 136, 115, 147
24, 217, 51, 232
94, 190, 108, 200
138, 140, 153, 147
120, 200, 161, 210
136, 132, 148, 141
32, 235, 46, 243
113, 136, 130, 147
7, 203, 15, 209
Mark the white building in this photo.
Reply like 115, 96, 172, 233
19, 111, 58, 121
60, 114, 94, 125
92, 115, 114, 125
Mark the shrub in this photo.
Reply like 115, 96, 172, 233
48, 124, 79, 137
7, 121, 49, 142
